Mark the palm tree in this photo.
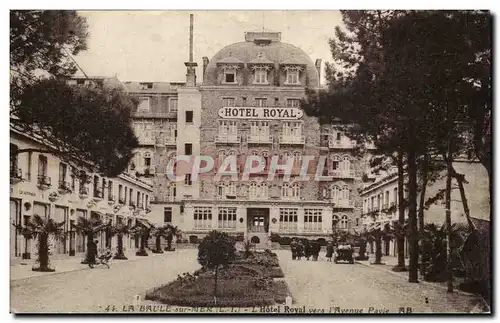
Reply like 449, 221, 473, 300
130, 220, 152, 256
109, 222, 131, 260
165, 224, 181, 251
73, 216, 107, 264
13, 215, 65, 272
151, 225, 169, 254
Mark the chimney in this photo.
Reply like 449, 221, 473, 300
315, 59, 322, 85
184, 14, 198, 87
202, 57, 209, 82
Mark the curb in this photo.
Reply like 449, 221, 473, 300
355, 261, 479, 298
10, 252, 167, 282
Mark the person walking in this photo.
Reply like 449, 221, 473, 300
297, 240, 304, 260
87, 240, 98, 268
326, 241, 334, 262
290, 239, 298, 260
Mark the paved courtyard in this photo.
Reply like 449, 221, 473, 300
11, 249, 484, 313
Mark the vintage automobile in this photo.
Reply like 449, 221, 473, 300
334, 244, 355, 264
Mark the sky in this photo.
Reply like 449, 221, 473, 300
73, 11, 343, 84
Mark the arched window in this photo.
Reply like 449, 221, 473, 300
259, 182, 269, 198
166, 182, 176, 200
262, 151, 269, 170
292, 183, 300, 198
330, 185, 340, 201
332, 215, 339, 228
217, 181, 225, 197
339, 215, 349, 229
341, 155, 351, 174
249, 181, 258, 198
342, 185, 350, 201
331, 155, 340, 171
281, 183, 291, 197
293, 151, 302, 162
227, 181, 236, 196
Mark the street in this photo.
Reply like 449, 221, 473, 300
11, 249, 481, 313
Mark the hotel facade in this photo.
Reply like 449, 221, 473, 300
128, 29, 368, 248
10, 114, 154, 262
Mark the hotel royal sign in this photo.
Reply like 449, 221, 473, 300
218, 107, 303, 119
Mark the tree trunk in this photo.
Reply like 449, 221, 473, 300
451, 168, 474, 231
374, 233, 383, 264
407, 122, 419, 283
114, 234, 127, 259
166, 237, 172, 251
136, 232, 148, 256
445, 150, 454, 292
37, 233, 50, 270
418, 154, 429, 275
82, 232, 94, 264
393, 151, 407, 272
155, 236, 163, 253
214, 266, 219, 299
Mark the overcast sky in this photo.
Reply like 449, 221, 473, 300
73, 11, 343, 84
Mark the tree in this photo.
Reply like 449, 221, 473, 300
151, 225, 168, 254
197, 231, 236, 302
130, 220, 152, 256
165, 224, 181, 251
13, 215, 65, 272
109, 222, 131, 260
73, 216, 107, 264
10, 10, 88, 105
12, 78, 139, 177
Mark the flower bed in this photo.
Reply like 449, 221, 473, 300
145, 266, 289, 307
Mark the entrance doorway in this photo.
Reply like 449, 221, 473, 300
247, 208, 270, 249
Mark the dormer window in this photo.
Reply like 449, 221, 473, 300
286, 67, 300, 85
224, 70, 236, 83
139, 82, 154, 90
254, 68, 268, 84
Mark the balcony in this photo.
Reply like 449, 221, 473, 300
155, 136, 177, 147
133, 111, 177, 119
37, 175, 51, 189
247, 134, 273, 145
215, 134, 241, 144
328, 138, 355, 149
129, 201, 136, 210
118, 197, 125, 204
329, 169, 356, 179
79, 186, 89, 198
58, 180, 72, 193
10, 168, 23, 184
108, 194, 116, 205
279, 135, 305, 145
93, 188, 104, 200
138, 137, 155, 146
331, 199, 355, 208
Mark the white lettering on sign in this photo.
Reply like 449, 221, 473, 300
218, 107, 303, 119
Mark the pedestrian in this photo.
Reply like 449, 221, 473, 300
87, 239, 98, 268
297, 240, 304, 260
290, 239, 298, 260
304, 240, 311, 260
326, 241, 334, 262
311, 241, 320, 261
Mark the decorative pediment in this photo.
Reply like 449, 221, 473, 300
217, 51, 244, 67
282, 65, 304, 72
220, 64, 242, 71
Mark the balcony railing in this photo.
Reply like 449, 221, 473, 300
129, 201, 136, 208
93, 188, 104, 199
331, 199, 355, 208
279, 223, 298, 232
79, 186, 89, 196
279, 135, 305, 145
155, 136, 177, 146
10, 168, 23, 184
58, 180, 72, 192
118, 197, 125, 204
37, 175, 51, 188
328, 138, 355, 149
138, 137, 155, 146
247, 134, 273, 144
329, 169, 356, 178
215, 134, 241, 144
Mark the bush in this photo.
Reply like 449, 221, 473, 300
189, 235, 199, 244
198, 231, 235, 269
270, 233, 281, 243
279, 236, 291, 245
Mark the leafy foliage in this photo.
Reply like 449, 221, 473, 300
13, 78, 139, 177
14, 214, 65, 271
197, 230, 236, 270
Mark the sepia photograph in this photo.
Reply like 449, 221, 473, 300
8, 8, 492, 314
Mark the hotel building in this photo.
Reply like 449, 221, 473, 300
128, 22, 368, 248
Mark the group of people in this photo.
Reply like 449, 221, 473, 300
290, 239, 322, 261
291, 239, 353, 262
